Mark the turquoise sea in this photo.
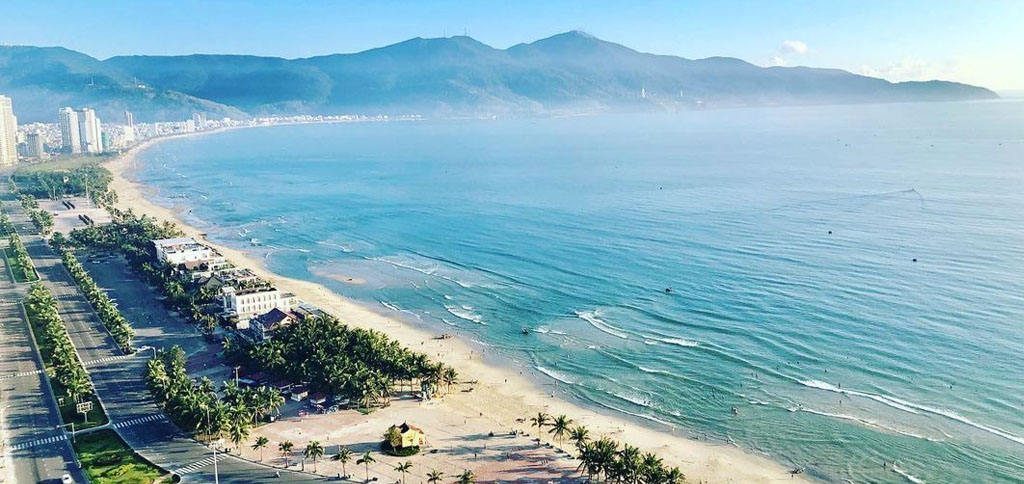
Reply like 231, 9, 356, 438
134, 101, 1024, 483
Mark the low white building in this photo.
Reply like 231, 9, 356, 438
222, 285, 296, 324
153, 237, 220, 266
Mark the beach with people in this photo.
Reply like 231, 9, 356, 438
103, 128, 812, 483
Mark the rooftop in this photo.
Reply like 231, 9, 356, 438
153, 237, 198, 247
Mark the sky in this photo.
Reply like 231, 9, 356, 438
1, 0, 1022, 91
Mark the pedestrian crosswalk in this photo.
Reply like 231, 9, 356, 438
10, 433, 67, 451
172, 454, 227, 475
0, 354, 136, 381
113, 414, 166, 429
82, 354, 133, 367
0, 368, 43, 381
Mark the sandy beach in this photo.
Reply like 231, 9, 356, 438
104, 130, 814, 484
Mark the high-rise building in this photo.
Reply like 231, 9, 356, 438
124, 110, 136, 143
25, 132, 44, 158
191, 112, 206, 130
0, 95, 18, 166
76, 108, 103, 153
59, 107, 81, 154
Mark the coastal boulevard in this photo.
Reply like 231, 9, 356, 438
0, 241, 85, 484
1, 184, 325, 483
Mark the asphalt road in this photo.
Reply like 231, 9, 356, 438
0, 190, 86, 484
2, 184, 325, 483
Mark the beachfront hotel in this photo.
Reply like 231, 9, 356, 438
221, 285, 297, 322
153, 237, 224, 266
0, 95, 18, 166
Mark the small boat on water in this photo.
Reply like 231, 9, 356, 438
521, 327, 531, 335
250, 238, 261, 246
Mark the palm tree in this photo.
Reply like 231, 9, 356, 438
640, 452, 665, 484
427, 469, 444, 484
570, 425, 590, 453
279, 440, 294, 467
251, 436, 269, 462
304, 440, 324, 473
394, 461, 412, 484
529, 412, 550, 445
356, 451, 375, 482
456, 469, 476, 484
549, 414, 574, 447
441, 366, 458, 394
665, 466, 685, 484
228, 419, 250, 454
331, 447, 353, 477
618, 444, 642, 484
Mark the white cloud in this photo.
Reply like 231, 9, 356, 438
770, 55, 786, 67
782, 40, 809, 55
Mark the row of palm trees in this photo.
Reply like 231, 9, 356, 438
146, 345, 286, 451
256, 439, 476, 484
19, 194, 54, 236
530, 412, 685, 484
7, 232, 38, 282
61, 249, 135, 352
225, 314, 460, 409
24, 282, 95, 407
0, 210, 15, 235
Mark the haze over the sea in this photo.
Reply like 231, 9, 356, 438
131, 101, 1024, 483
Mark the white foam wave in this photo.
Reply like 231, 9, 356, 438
575, 310, 629, 339
611, 391, 652, 408
536, 366, 575, 385
316, 241, 355, 252
532, 327, 550, 334
371, 255, 437, 275
445, 305, 484, 324
594, 401, 675, 428
800, 380, 1024, 445
443, 294, 453, 300
651, 336, 699, 348
892, 465, 926, 483
798, 408, 937, 442
380, 301, 401, 312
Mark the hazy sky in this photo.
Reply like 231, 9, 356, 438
2, 0, 1022, 90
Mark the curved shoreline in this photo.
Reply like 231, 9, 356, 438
105, 125, 814, 484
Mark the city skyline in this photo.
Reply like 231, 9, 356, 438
0, 1, 1022, 90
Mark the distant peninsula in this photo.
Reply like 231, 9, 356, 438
0, 31, 998, 122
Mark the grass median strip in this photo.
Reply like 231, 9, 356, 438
73, 429, 167, 484
6, 233, 39, 282
24, 282, 108, 430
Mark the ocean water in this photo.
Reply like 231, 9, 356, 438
134, 101, 1024, 483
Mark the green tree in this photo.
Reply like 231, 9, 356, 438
427, 469, 444, 484
529, 412, 550, 445
251, 436, 269, 462
456, 469, 476, 484
394, 461, 412, 484
331, 447, 353, 477
304, 440, 324, 473
549, 414, 574, 447
356, 452, 375, 482
279, 440, 294, 467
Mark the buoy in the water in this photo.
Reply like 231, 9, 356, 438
912, 258, 918, 262
664, 287, 672, 293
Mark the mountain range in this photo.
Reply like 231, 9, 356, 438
0, 31, 998, 123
